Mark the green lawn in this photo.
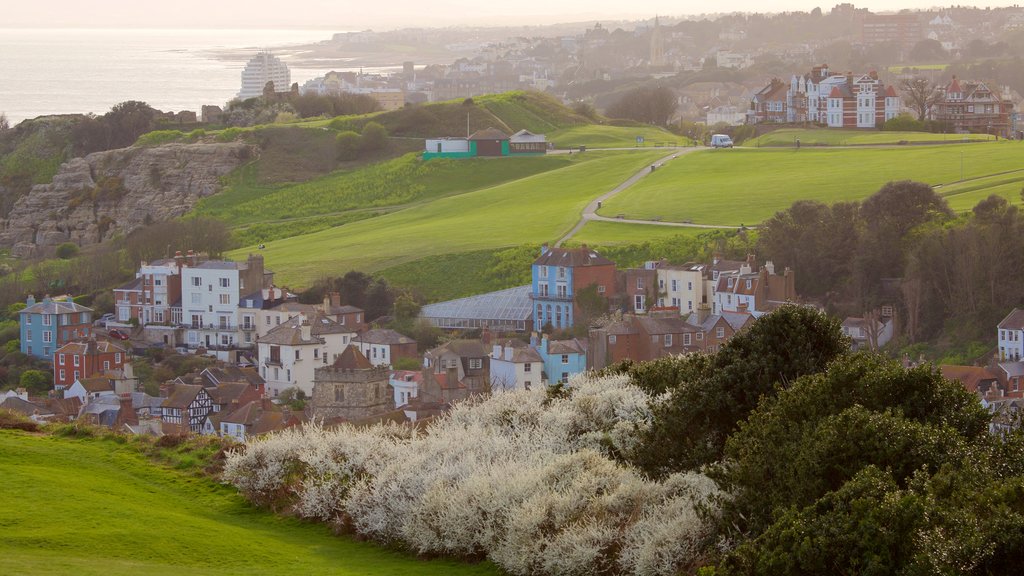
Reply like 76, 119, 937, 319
938, 171, 1024, 212
229, 150, 666, 287
748, 128, 995, 147
601, 143, 1024, 226
570, 220, 715, 245
549, 125, 689, 149
0, 431, 500, 576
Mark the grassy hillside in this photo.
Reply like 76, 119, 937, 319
326, 91, 589, 137
549, 125, 689, 149
601, 142, 1024, 226
747, 128, 994, 147
229, 150, 667, 288
0, 430, 500, 576
570, 220, 713, 245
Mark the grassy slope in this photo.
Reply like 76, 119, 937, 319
548, 125, 688, 149
570, 220, 710, 245
229, 150, 666, 288
601, 142, 1024, 226
0, 431, 499, 576
748, 128, 994, 147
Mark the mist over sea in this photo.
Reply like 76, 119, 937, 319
0, 28, 345, 124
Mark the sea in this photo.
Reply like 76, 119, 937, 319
0, 28, 352, 125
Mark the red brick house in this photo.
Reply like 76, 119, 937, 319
933, 77, 1014, 138
53, 339, 128, 391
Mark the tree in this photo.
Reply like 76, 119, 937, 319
899, 77, 941, 122
360, 121, 389, 152
19, 370, 50, 394
629, 305, 850, 475
104, 100, 157, 149
335, 131, 362, 161
606, 85, 678, 126
0, 112, 8, 132
909, 38, 946, 62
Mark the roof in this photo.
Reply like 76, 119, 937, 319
267, 301, 317, 315
202, 365, 264, 387
939, 365, 999, 393
116, 277, 144, 291
357, 328, 415, 346
547, 338, 587, 355
220, 400, 262, 426
259, 315, 334, 346
390, 370, 423, 385
193, 261, 242, 270
0, 397, 50, 416
56, 339, 128, 356
329, 304, 364, 315
998, 308, 1024, 331
510, 129, 547, 143
637, 315, 696, 336
998, 361, 1024, 379
534, 246, 614, 268
20, 298, 92, 316
426, 339, 489, 360
333, 345, 374, 370
207, 382, 252, 405
720, 311, 754, 331
77, 376, 113, 394
420, 285, 532, 325
161, 384, 205, 409
468, 127, 509, 141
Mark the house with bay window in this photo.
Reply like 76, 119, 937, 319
19, 295, 93, 360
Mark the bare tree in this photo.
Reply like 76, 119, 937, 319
899, 77, 941, 122
0, 112, 8, 132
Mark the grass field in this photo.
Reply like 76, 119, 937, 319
748, 128, 994, 147
0, 430, 500, 576
229, 150, 666, 287
549, 125, 689, 149
600, 142, 1024, 226
569, 220, 715, 245
938, 171, 1024, 212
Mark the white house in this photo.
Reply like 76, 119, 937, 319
257, 313, 356, 397
354, 328, 416, 367
842, 316, 895, 351
489, 341, 544, 392
64, 376, 116, 402
998, 308, 1024, 361
656, 262, 714, 315
389, 370, 421, 408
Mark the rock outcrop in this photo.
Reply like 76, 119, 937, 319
0, 141, 250, 257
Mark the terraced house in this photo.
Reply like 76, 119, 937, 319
531, 244, 616, 330
19, 295, 93, 360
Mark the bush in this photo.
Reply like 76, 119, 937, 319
55, 242, 79, 259
882, 114, 925, 132
336, 131, 362, 161
360, 121, 389, 152
135, 129, 184, 147
19, 369, 50, 394
0, 408, 39, 432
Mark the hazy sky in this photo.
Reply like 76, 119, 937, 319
5, 1, 1015, 30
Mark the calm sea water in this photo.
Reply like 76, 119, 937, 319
0, 28, 342, 124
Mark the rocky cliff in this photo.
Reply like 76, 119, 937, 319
0, 141, 250, 257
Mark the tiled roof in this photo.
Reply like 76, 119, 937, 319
116, 277, 144, 291
533, 246, 614, 267
0, 397, 50, 416
940, 365, 999, 393
427, 339, 488, 360
207, 382, 251, 405
547, 338, 587, 355
468, 127, 509, 140
56, 339, 127, 356
333, 345, 373, 370
998, 308, 1024, 331
161, 384, 204, 409
202, 365, 265, 387
357, 329, 415, 346
20, 299, 92, 316
77, 376, 113, 393
259, 316, 324, 347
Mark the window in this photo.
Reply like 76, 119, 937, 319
597, 285, 605, 294
687, 281, 693, 290
561, 372, 569, 383
58, 353, 65, 365
295, 349, 301, 360
286, 369, 291, 381
716, 327, 725, 338
539, 284, 549, 297
273, 367, 279, 380
524, 381, 531, 390
191, 293, 201, 305
103, 361, 110, 371
558, 267, 566, 279
609, 335, 617, 344
265, 316, 271, 325
191, 314, 201, 328
43, 331, 52, 343
43, 314, 52, 326
539, 265, 548, 278
727, 278, 734, 288
115, 353, 121, 363
683, 333, 691, 346
696, 332, 704, 341
73, 370, 79, 380
636, 277, 644, 290
659, 279, 665, 289
634, 294, 645, 311
665, 334, 673, 347
469, 358, 483, 370
651, 334, 660, 343
192, 277, 201, 287
154, 278, 162, 286
688, 301, 693, 310
314, 348, 319, 359
524, 363, 532, 372
561, 354, 569, 364
556, 284, 567, 298
59, 369, 65, 381
746, 279, 752, 290
219, 294, 230, 304
219, 278, 230, 288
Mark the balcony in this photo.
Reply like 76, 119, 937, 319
263, 358, 283, 367
184, 323, 241, 331
530, 292, 573, 302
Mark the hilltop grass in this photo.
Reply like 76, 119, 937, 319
195, 153, 578, 227
938, 171, 1024, 212
747, 128, 994, 147
549, 124, 689, 149
601, 142, 1024, 226
228, 150, 667, 288
0, 430, 500, 576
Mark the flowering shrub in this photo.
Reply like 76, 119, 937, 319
224, 373, 721, 575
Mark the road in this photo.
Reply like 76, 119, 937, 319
555, 147, 742, 247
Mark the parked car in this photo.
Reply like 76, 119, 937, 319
93, 313, 115, 328
710, 134, 734, 148
108, 328, 130, 341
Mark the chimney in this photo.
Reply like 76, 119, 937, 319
696, 303, 711, 325
712, 253, 721, 266
330, 291, 341, 308
300, 318, 312, 341
504, 342, 513, 361
26, 294, 35, 306
540, 243, 549, 255
481, 325, 492, 345
43, 294, 52, 303
765, 260, 775, 275
159, 382, 174, 398
186, 249, 197, 266
746, 253, 756, 267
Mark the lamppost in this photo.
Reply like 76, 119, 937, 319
961, 151, 964, 182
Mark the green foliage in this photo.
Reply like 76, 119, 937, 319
215, 127, 246, 142
18, 370, 50, 394
134, 130, 184, 147
882, 113, 925, 132
632, 305, 850, 475
335, 130, 362, 160
360, 121, 389, 152
231, 211, 383, 247
54, 242, 79, 260
0, 409, 39, 432
606, 85, 678, 126
392, 356, 422, 370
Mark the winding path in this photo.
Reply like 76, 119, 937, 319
555, 147, 741, 247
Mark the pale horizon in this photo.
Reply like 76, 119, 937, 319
4, 1, 1020, 31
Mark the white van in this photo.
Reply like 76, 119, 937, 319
710, 134, 734, 148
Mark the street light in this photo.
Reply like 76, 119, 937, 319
961, 151, 964, 182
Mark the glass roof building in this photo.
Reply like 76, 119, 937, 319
420, 285, 533, 332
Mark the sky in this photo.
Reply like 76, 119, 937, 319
4, 1, 1018, 30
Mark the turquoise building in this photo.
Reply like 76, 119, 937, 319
532, 334, 587, 385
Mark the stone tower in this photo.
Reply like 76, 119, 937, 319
310, 345, 392, 422
650, 16, 665, 67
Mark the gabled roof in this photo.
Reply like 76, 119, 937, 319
885, 85, 898, 97
161, 384, 205, 409
468, 127, 509, 141
998, 361, 1024, 379
426, 339, 489, 360
220, 400, 263, 426
547, 338, 587, 355
940, 365, 999, 393
0, 397, 50, 417
999, 309, 1024, 331
202, 365, 264, 387
20, 298, 92, 316
356, 328, 415, 346
534, 246, 614, 267
56, 339, 127, 356
259, 316, 325, 347
77, 376, 114, 394
637, 315, 696, 336
207, 382, 252, 405
267, 301, 317, 315
510, 129, 547, 143
116, 277, 144, 291
948, 76, 962, 93
333, 345, 373, 370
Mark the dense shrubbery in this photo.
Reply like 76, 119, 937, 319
225, 375, 721, 575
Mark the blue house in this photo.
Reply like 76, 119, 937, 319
531, 244, 617, 330
19, 295, 94, 360
532, 334, 587, 385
